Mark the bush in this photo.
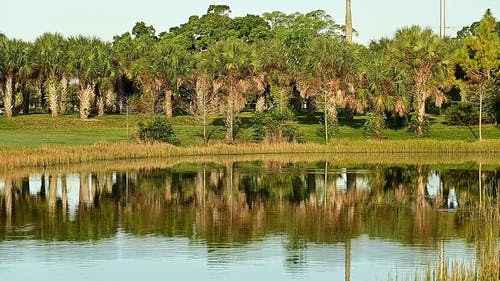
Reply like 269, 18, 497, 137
137, 116, 179, 145
443, 103, 477, 126
444, 102, 496, 126
253, 108, 303, 143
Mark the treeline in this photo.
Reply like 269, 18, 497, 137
0, 5, 499, 142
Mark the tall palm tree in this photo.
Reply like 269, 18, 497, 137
33, 33, 68, 116
300, 37, 358, 142
67, 36, 114, 119
389, 26, 453, 137
358, 52, 409, 139
149, 38, 191, 118
0, 38, 30, 117
198, 38, 262, 143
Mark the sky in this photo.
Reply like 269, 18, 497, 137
0, 0, 499, 45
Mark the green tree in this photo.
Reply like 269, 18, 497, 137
389, 26, 453, 137
198, 38, 262, 143
67, 36, 114, 119
300, 37, 358, 142
0, 38, 30, 117
455, 9, 500, 141
148, 37, 191, 118
359, 52, 409, 139
32, 33, 68, 116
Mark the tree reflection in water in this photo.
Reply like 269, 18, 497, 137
0, 161, 498, 276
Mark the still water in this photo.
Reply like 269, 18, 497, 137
0, 161, 498, 281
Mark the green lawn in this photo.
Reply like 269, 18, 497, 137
0, 113, 498, 147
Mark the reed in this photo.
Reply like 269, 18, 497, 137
1, 139, 500, 170
389, 204, 499, 281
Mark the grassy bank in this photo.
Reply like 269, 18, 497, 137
1, 140, 500, 169
0, 113, 499, 147
1, 113, 500, 169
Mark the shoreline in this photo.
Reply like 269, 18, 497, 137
1, 139, 500, 169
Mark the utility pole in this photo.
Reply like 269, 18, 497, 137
345, 0, 353, 42
440, 0, 445, 38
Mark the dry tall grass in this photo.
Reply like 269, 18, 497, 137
1, 139, 500, 170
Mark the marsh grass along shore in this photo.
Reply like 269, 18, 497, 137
0, 114, 499, 169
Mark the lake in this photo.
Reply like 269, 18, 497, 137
0, 159, 498, 281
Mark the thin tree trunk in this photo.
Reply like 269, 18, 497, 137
345, 0, 353, 43
324, 90, 328, 143
203, 104, 207, 144
479, 90, 483, 141
226, 85, 235, 143
4, 76, 13, 117
164, 89, 172, 118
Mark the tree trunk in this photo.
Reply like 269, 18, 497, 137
417, 94, 427, 137
60, 77, 68, 115
345, 0, 353, 43
79, 84, 94, 119
97, 96, 105, 116
47, 80, 59, 117
4, 76, 13, 117
22, 90, 30, 114
479, 90, 483, 141
225, 86, 235, 143
164, 89, 172, 118
324, 91, 328, 143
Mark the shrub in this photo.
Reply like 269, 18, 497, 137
137, 116, 179, 145
444, 103, 477, 126
253, 108, 303, 143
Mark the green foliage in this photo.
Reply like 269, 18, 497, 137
444, 103, 478, 126
363, 112, 387, 139
316, 113, 339, 140
407, 113, 430, 137
253, 108, 303, 143
137, 116, 179, 145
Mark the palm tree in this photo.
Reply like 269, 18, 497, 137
198, 38, 262, 143
300, 37, 358, 142
389, 26, 453, 137
149, 38, 191, 118
0, 38, 30, 117
33, 33, 68, 116
67, 36, 114, 119
358, 52, 409, 139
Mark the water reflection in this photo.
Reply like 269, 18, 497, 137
0, 161, 498, 280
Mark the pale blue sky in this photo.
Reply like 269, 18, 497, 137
0, 0, 499, 45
